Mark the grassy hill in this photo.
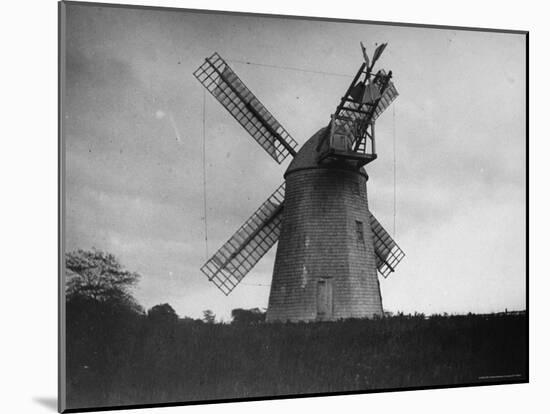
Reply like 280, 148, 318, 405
65, 311, 527, 410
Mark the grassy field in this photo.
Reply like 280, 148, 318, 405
65, 311, 527, 410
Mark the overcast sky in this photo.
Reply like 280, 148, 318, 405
63, 3, 526, 320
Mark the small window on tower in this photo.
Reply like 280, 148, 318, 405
352, 180, 360, 196
356, 220, 365, 245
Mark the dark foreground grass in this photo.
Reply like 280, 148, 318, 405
66, 312, 527, 410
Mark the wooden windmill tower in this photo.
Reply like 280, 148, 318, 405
194, 43, 405, 322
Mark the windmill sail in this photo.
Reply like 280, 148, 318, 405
318, 67, 398, 164
371, 72, 398, 122
368, 212, 405, 278
193, 53, 298, 163
336, 70, 398, 135
200, 183, 286, 295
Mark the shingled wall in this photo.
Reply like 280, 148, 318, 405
266, 130, 383, 322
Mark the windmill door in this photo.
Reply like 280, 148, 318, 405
317, 279, 333, 320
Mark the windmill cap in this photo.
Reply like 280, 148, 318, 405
284, 127, 369, 179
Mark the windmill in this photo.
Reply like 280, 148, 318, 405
194, 43, 405, 322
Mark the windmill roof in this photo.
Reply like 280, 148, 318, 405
284, 127, 369, 179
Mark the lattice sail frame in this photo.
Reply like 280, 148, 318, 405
372, 77, 398, 122
368, 212, 405, 278
200, 184, 286, 295
333, 69, 398, 155
193, 53, 299, 164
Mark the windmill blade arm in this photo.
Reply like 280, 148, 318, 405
350, 71, 397, 131
327, 67, 397, 156
370, 74, 399, 123
193, 53, 299, 164
200, 183, 286, 295
368, 211, 405, 278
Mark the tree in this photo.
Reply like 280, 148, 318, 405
231, 308, 266, 324
202, 309, 216, 324
65, 249, 144, 392
147, 303, 178, 323
65, 248, 142, 313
